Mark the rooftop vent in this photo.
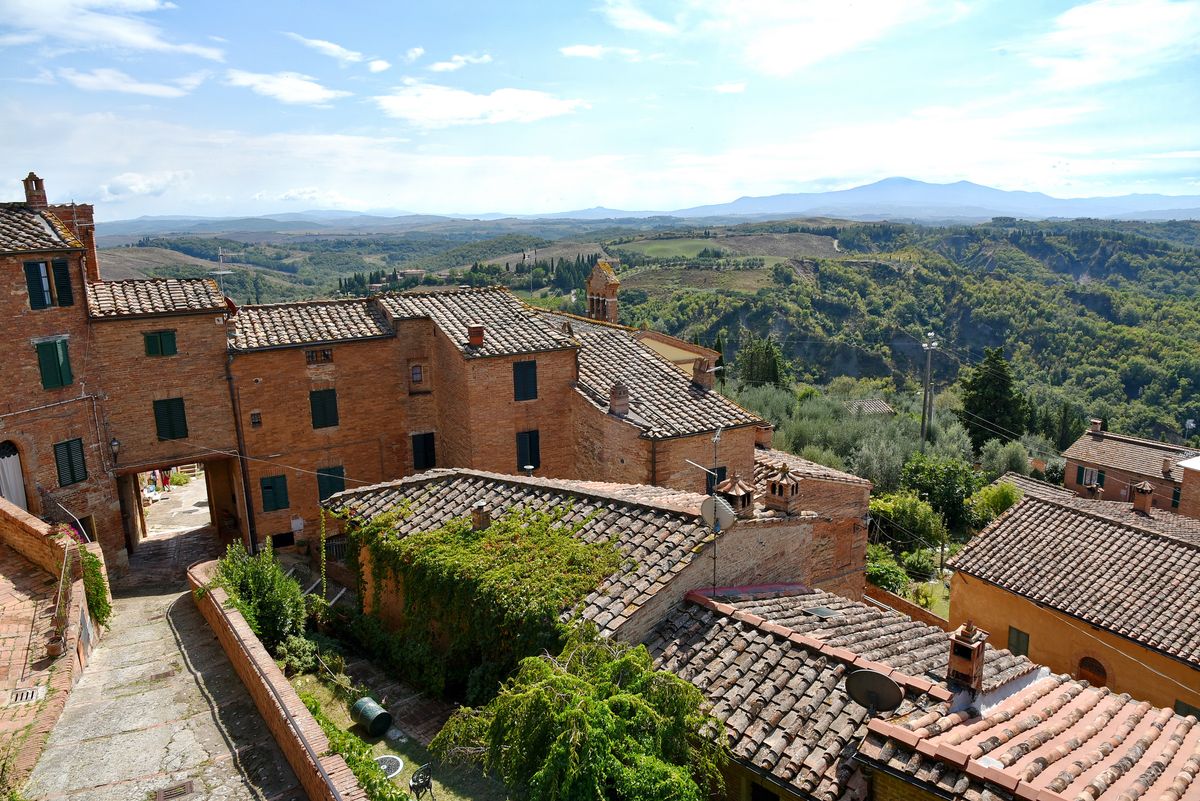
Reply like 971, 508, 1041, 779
471, 500, 491, 531
1132, 480, 1154, 515
947, 620, 988, 695
802, 606, 842, 619
608, 381, 629, 416
692, 357, 715, 390
1163, 457, 1174, 476
715, 473, 755, 518
1090, 417, 1103, 433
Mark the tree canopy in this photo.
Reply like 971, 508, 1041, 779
958, 347, 1026, 450
732, 331, 790, 388
431, 626, 726, 801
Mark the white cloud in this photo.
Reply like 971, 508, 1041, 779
373, 80, 585, 127
368, 59, 392, 73
428, 53, 493, 72
0, 0, 223, 60
226, 70, 351, 105
99, 170, 191, 200
404, 46, 425, 63
559, 44, 641, 60
1021, 0, 1200, 89
712, 81, 745, 94
284, 31, 364, 65
58, 67, 208, 97
601, 0, 677, 34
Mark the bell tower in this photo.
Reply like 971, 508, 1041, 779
586, 260, 620, 324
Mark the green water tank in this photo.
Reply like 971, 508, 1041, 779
350, 697, 393, 737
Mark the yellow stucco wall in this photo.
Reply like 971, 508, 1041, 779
950, 572, 1200, 711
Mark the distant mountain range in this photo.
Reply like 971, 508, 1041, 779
97, 177, 1200, 237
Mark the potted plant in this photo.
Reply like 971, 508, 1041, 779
47, 623, 66, 657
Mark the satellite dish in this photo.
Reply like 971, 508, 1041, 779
846, 669, 903, 715
701, 495, 737, 532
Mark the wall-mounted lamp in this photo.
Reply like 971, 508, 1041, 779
109, 438, 120, 463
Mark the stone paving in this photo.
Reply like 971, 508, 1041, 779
25, 477, 303, 800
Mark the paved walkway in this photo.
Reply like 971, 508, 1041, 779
25, 478, 302, 800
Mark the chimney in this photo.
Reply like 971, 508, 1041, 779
692, 357, 715, 390
716, 473, 756, 518
1090, 418, 1103, 433
608, 381, 629, 416
763, 465, 803, 516
470, 500, 491, 531
947, 620, 988, 694
1132, 481, 1154, 515
1163, 457, 1174, 477
754, 424, 774, 448
467, 323, 485, 348
22, 172, 47, 209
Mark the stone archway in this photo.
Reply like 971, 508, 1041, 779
0, 441, 28, 511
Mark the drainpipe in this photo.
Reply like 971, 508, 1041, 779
225, 353, 258, 554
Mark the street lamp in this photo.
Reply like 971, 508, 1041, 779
109, 437, 121, 464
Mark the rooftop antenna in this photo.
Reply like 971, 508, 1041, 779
845, 669, 903, 717
690, 437, 735, 596
211, 247, 234, 295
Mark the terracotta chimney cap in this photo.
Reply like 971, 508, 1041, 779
608, 380, 630, 416
467, 323, 485, 347
715, 473, 755, 497
1090, 418, 1103, 433
470, 500, 491, 531
22, 172, 47, 209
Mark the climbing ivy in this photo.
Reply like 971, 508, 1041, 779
300, 691, 408, 801
80, 551, 112, 628
342, 505, 620, 703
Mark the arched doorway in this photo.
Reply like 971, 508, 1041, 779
1078, 656, 1108, 687
0, 441, 28, 511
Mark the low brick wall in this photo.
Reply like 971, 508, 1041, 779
187, 560, 368, 801
864, 584, 952, 632
0, 496, 71, 576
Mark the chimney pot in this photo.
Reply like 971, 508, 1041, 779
947, 621, 988, 695
1132, 481, 1154, 515
471, 500, 491, 531
467, 323, 485, 347
22, 172, 47, 209
1163, 457, 1173, 476
693, 357, 715, 390
608, 380, 630, 416
1090, 418, 1103, 433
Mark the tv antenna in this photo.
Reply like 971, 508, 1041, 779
211, 247, 236, 295
845, 669, 904, 716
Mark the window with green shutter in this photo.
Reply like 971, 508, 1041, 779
317, 465, 345, 501
516, 429, 540, 472
24, 262, 51, 309
144, 331, 177, 356
51, 259, 73, 306
36, 339, 72, 389
153, 398, 189, 440
1173, 486, 1181, 508
1097, 470, 1105, 488
1075, 464, 1085, 485
513, 360, 538, 401
310, 388, 339, 429
53, 438, 87, 487
261, 474, 289, 511
1007, 626, 1030, 657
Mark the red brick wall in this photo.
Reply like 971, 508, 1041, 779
572, 393, 653, 485
187, 561, 368, 801
655, 425, 758, 495
232, 338, 408, 544
864, 584, 951, 631
1180, 465, 1200, 519
801, 479, 870, 600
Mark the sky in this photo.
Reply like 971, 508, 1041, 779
1, 0, 1198, 219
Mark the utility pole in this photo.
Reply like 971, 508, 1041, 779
919, 331, 939, 452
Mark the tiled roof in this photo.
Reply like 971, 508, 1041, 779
571, 324, 763, 439
230, 298, 393, 350
1063, 430, 1197, 483
324, 469, 711, 637
844, 398, 896, 415
755, 447, 873, 487
0, 204, 82, 254
950, 495, 1200, 666
86, 278, 225, 318
646, 588, 1033, 801
858, 674, 1200, 801
379, 287, 574, 358
993, 472, 1075, 500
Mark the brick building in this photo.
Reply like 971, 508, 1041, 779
1062, 418, 1196, 510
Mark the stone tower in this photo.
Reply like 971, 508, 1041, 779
586, 260, 620, 324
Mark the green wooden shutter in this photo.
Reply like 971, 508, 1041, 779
68, 440, 86, 484
170, 398, 188, 439
310, 389, 338, 428
53, 441, 72, 486
161, 330, 177, 355
51, 260, 73, 306
24, 263, 49, 309
56, 340, 72, 387
1173, 486, 1181, 508
261, 477, 275, 511
1097, 470, 1105, 487
274, 476, 289, 509
153, 399, 172, 439
144, 333, 161, 356
513, 361, 538, 401
1075, 465, 1085, 484
37, 342, 62, 389
317, 466, 345, 501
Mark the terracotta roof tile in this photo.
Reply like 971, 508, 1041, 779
230, 298, 392, 350
646, 588, 1033, 801
993, 472, 1076, 500
755, 447, 873, 487
844, 398, 896, 415
379, 287, 574, 358
1063, 430, 1197, 483
324, 468, 710, 638
950, 495, 1200, 666
86, 278, 225, 318
859, 676, 1200, 801
0, 205, 82, 254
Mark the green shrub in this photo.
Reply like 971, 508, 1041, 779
275, 634, 318, 675
212, 541, 305, 651
81, 550, 112, 628
901, 453, 980, 532
968, 482, 1024, 529
169, 471, 191, 486
866, 544, 909, 594
900, 550, 938, 581
869, 492, 948, 554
